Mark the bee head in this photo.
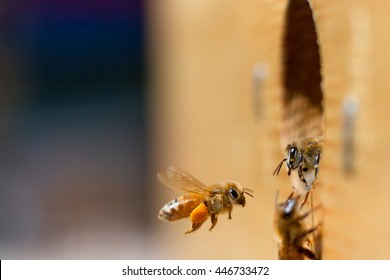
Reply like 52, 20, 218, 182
226, 182, 253, 207
286, 145, 303, 173
274, 191, 299, 219
282, 197, 298, 218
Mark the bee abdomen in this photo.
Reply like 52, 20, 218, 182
158, 196, 203, 221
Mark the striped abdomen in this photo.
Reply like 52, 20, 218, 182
158, 195, 204, 221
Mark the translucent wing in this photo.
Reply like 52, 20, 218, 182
157, 166, 211, 196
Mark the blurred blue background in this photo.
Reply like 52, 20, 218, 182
0, 0, 150, 258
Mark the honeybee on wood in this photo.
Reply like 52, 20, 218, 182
157, 167, 253, 234
273, 138, 322, 201
274, 191, 321, 260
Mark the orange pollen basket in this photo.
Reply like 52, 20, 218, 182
190, 203, 209, 224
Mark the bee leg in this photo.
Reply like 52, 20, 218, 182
208, 213, 218, 231
314, 166, 319, 178
300, 191, 311, 208
184, 222, 203, 235
228, 206, 232, 219
287, 190, 295, 200
294, 226, 318, 244
296, 205, 321, 222
298, 165, 307, 185
297, 246, 317, 260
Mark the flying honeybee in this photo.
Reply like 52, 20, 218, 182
274, 191, 321, 260
157, 167, 253, 234
273, 138, 322, 198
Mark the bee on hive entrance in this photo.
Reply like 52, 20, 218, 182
157, 166, 253, 234
273, 137, 322, 204
274, 191, 321, 260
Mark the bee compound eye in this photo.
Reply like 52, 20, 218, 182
283, 199, 296, 217
290, 147, 297, 158
315, 152, 321, 165
229, 188, 239, 200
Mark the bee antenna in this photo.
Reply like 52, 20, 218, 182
273, 159, 287, 176
242, 188, 254, 198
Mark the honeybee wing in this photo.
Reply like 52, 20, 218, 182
157, 166, 212, 196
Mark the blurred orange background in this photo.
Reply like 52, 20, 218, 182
1, 0, 389, 259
